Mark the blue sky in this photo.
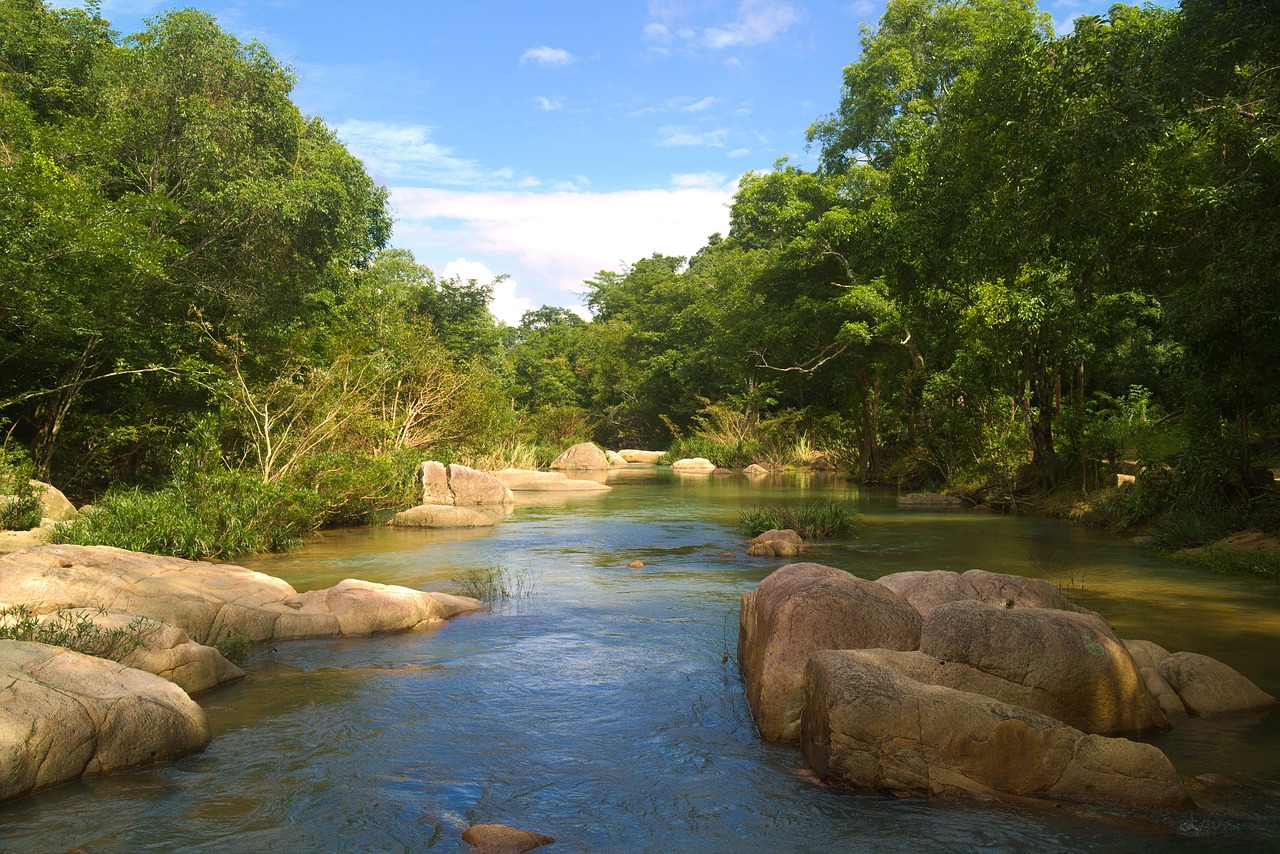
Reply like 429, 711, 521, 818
88, 1, 1174, 322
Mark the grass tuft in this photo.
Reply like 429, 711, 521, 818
0, 604, 157, 661
452, 565, 539, 601
738, 500, 861, 539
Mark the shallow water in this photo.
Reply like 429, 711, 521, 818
3, 470, 1279, 852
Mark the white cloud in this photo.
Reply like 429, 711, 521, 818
535, 95, 565, 110
442, 258, 534, 325
391, 184, 735, 306
671, 172, 729, 190
334, 120, 501, 187
644, 22, 671, 42
520, 46, 574, 67
658, 125, 729, 147
705, 0, 801, 49
728, 147, 752, 157
683, 96, 718, 112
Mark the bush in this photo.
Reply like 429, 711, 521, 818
658, 436, 762, 468
739, 500, 862, 539
52, 468, 322, 560
0, 604, 155, 661
0, 441, 41, 531
1175, 548, 1280, 579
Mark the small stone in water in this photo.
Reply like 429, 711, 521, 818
627, 559, 645, 569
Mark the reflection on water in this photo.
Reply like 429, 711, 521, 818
3, 470, 1278, 852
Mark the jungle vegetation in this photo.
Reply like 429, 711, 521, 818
1, 0, 1276, 557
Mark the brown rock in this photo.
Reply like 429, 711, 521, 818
876, 568, 1085, 619
549, 442, 610, 471
670, 457, 716, 472
896, 492, 963, 508
618, 449, 663, 464
743, 464, 770, 476
1158, 652, 1277, 716
30, 480, 78, 523
461, 824, 554, 852
1, 640, 211, 803
737, 563, 921, 741
1139, 666, 1187, 718
627, 560, 645, 569
801, 650, 1191, 811
1123, 638, 1173, 671
447, 464, 515, 507
392, 505, 503, 528
419, 461, 453, 506
0, 545, 481, 645
606, 450, 629, 467
491, 469, 611, 493
919, 600, 1168, 736
745, 529, 810, 558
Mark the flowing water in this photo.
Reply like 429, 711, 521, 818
4, 469, 1280, 852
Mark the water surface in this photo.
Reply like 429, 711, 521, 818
3, 470, 1278, 852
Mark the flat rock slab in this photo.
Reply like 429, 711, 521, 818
802, 651, 1191, 811
671, 458, 716, 472
491, 469, 611, 493
617, 449, 663, 464
877, 568, 1086, 619
392, 505, 504, 528
896, 492, 963, 508
0, 640, 211, 804
0, 545, 482, 645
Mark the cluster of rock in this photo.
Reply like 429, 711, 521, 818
392, 462, 516, 528
550, 442, 664, 470
0, 544, 482, 803
738, 564, 1276, 811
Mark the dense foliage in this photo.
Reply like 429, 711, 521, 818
2, 1, 1276, 555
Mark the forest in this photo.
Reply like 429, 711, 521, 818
1, 0, 1276, 561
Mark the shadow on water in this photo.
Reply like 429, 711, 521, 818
3, 470, 1279, 852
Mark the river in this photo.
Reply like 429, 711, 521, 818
3, 469, 1278, 852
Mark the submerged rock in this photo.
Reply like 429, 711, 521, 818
895, 492, 963, 508
801, 651, 1191, 811
490, 469, 611, 494
670, 457, 716, 472
745, 529, 811, 558
0, 640, 211, 804
461, 824, 554, 852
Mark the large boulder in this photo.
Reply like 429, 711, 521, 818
0, 640, 211, 803
670, 457, 716, 472
461, 824, 555, 852
918, 600, 1168, 736
606, 450, 629, 467
490, 469, 611, 493
1158, 652, 1277, 716
801, 651, 1191, 811
738, 563, 921, 741
419, 461, 453, 506
392, 505, 503, 528
447, 464, 515, 507
743, 464, 771, 477
549, 442, 610, 471
877, 569, 1086, 619
618, 449, 663, 464
0, 545, 482, 645
31, 480, 78, 523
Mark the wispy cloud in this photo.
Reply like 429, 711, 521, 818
520, 46, 574, 67
683, 96, 718, 112
334, 120, 507, 187
535, 95, 565, 111
658, 125, 729, 147
705, 0, 801, 49
644, 0, 800, 52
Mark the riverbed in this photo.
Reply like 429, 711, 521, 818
2, 469, 1278, 851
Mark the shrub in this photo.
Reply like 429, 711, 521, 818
739, 500, 862, 539
0, 440, 41, 531
52, 468, 322, 560
1175, 548, 1280, 579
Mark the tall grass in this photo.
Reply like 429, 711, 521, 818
452, 565, 539, 601
739, 500, 862, 539
0, 440, 42, 531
